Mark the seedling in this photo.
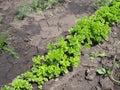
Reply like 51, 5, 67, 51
16, 5, 27, 20
0, 16, 3, 22
97, 41, 120, 84
0, 15, 3, 27
90, 51, 106, 61
30, 0, 58, 14
2, 85, 14, 90
97, 68, 106, 75
0, 31, 19, 58
97, 67, 113, 75
115, 60, 120, 68
92, 0, 113, 9
16, 0, 58, 19
12, 78, 32, 90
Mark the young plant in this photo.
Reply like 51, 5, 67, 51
0, 16, 2, 21
0, 15, 3, 27
90, 51, 106, 61
97, 41, 120, 84
97, 67, 107, 75
92, 0, 113, 9
0, 31, 19, 58
91, 2, 120, 25
12, 78, 32, 90
115, 59, 120, 68
16, 0, 59, 19
30, 0, 58, 11
97, 67, 113, 75
69, 16, 110, 49
2, 85, 14, 90
16, 5, 28, 20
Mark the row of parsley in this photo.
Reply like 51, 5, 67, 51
2, 0, 120, 90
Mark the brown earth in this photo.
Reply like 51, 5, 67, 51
0, 0, 120, 90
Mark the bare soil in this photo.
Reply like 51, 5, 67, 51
0, 0, 120, 90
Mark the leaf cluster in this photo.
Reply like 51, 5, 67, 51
91, 1, 120, 25
69, 16, 110, 48
17, 37, 81, 89
2, 78, 32, 90
30, 0, 58, 11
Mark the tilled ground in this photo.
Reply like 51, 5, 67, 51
0, 0, 120, 90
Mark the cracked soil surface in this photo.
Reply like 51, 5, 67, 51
0, 0, 120, 90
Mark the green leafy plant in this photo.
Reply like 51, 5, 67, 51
97, 66, 120, 84
97, 67, 113, 75
92, 0, 113, 9
69, 16, 110, 49
90, 51, 106, 61
0, 15, 3, 22
0, 31, 19, 58
0, 15, 3, 27
30, 0, 58, 11
97, 41, 120, 84
2, 85, 14, 90
12, 78, 32, 90
115, 60, 120, 68
2, 1, 120, 89
91, 2, 120, 25
97, 67, 107, 75
16, 0, 59, 19
16, 5, 28, 20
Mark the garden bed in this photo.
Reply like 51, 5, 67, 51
0, 0, 120, 90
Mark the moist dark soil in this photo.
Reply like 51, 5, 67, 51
0, 0, 120, 90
